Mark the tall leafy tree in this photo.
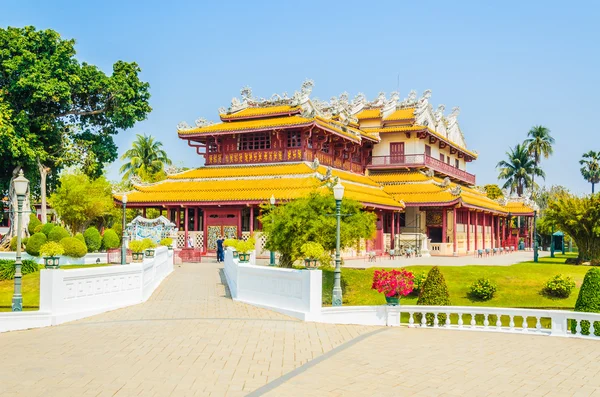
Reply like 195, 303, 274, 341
497, 143, 545, 196
483, 184, 503, 200
580, 151, 600, 194
119, 134, 172, 182
260, 190, 376, 268
0, 26, 151, 237
524, 125, 554, 194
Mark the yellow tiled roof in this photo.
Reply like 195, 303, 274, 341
318, 166, 381, 187
168, 163, 314, 179
178, 115, 313, 135
356, 108, 381, 120
383, 108, 415, 121
426, 127, 478, 159
504, 201, 535, 215
367, 171, 431, 183
366, 125, 424, 134
315, 116, 361, 142
220, 106, 300, 120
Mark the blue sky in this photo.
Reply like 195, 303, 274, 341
2, 0, 599, 194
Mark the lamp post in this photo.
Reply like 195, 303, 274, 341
12, 170, 29, 312
533, 209, 538, 263
121, 194, 128, 265
332, 181, 345, 306
269, 194, 276, 266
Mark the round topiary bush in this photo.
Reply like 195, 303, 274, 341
84, 227, 101, 252
544, 274, 576, 298
417, 266, 451, 325
410, 271, 427, 296
74, 233, 85, 244
102, 229, 120, 250
469, 278, 497, 301
60, 237, 87, 258
40, 223, 55, 237
48, 226, 70, 242
25, 232, 47, 256
10, 236, 19, 251
573, 268, 600, 336
34, 224, 43, 233
28, 214, 41, 235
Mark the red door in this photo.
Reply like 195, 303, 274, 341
390, 142, 405, 164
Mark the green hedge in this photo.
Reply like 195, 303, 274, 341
40, 223, 55, 237
0, 259, 39, 281
84, 227, 101, 252
25, 232, 47, 256
416, 266, 451, 325
102, 229, 120, 250
48, 226, 70, 242
28, 214, 41, 235
60, 237, 87, 258
573, 268, 600, 336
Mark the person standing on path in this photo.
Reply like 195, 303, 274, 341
216, 236, 224, 262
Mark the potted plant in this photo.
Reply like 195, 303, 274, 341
236, 240, 254, 263
143, 238, 157, 257
160, 237, 173, 250
39, 241, 64, 269
300, 242, 324, 270
371, 268, 415, 305
129, 240, 146, 262
224, 238, 239, 258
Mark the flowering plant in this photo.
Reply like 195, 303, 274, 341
371, 268, 415, 297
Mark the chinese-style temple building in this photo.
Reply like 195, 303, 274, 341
115, 81, 535, 256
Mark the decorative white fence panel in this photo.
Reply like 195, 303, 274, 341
0, 246, 173, 333
223, 248, 321, 320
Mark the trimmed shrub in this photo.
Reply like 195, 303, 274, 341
48, 226, 70, 242
40, 223, 55, 237
128, 240, 146, 253
410, 271, 427, 296
544, 274, 576, 298
102, 229, 120, 250
40, 241, 65, 257
469, 278, 497, 301
84, 227, 102, 252
75, 233, 86, 244
0, 259, 39, 281
159, 237, 173, 247
34, 224, 43, 233
417, 267, 451, 325
10, 236, 19, 251
28, 214, 41, 235
573, 268, 600, 336
25, 232, 47, 256
60, 237, 87, 258
22, 237, 29, 247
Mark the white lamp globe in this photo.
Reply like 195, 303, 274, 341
13, 170, 29, 196
333, 181, 345, 201
270, 194, 276, 205
122, 194, 128, 204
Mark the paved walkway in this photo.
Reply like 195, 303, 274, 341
0, 262, 599, 396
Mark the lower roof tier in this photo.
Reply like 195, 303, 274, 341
114, 163, 535, 215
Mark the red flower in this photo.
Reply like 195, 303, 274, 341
371, 268, 415, 297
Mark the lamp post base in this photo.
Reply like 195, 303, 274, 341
12, 296, 22, 312
332, 287, 342, 306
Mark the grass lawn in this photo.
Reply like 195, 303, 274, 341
0, 264, 112, 311
322, 253, 590, 310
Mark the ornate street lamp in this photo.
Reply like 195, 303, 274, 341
332, 181, 345, 306
269, 194, 276, 266
121, 194, 128, 265
533, 209, 538, 263
12, 170, 29, 312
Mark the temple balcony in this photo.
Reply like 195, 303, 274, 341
367, 154, 476, 185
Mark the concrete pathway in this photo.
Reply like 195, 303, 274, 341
1, 261, 599, 396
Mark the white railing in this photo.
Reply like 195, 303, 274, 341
223, 248, 322, 320
0, 251, 108, 265
0, 246, 174, 333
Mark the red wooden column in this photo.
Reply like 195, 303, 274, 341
391, 212, 395, 250
482, 213, 487, 250
193, 208, 199, 231
490, 215, 495, 249
250, 206, 254, 234
184, 207, 189, 247
466, 210, 471, 254
474, 212, 479, 252
496, 215, 501, 248
442, 208, 447, 243
142, 208, 146, 218
176, 208, 181, 230
452, 207, 457, 256
501, 217, 506, 247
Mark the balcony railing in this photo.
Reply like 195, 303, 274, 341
368, 153, 476, 185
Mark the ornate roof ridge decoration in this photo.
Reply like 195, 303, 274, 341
419, 168, 435, 179
130, 175, 153, 187
449, 185, 462, 196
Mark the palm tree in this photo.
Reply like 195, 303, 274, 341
580, 150, 600, 194
524, 125, 554, 194
497, 143, 545, 196
120, 134, 172, 181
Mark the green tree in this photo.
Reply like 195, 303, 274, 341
573, 268, 600, 335
48, 172, 114, 233
119, 134, 172, 182
545, 192, 600, 262
83, 227, 102, 252
0, 26, 151, 226
483, 184, 503, 200
259, 191, 376, 268
496, 143, 545, 196
416, 266, 451, 325
524, 125, 554, 195
580, 151, 600, 194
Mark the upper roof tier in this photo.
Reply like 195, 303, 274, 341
176, 81, 477, 160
